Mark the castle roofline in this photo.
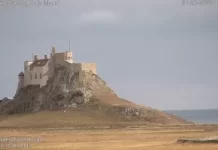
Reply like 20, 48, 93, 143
29, 59, 49, 70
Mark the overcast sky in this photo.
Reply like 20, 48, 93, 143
0, 0, 218, 110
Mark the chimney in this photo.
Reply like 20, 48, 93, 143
52, 47, 56, 54
34, 55, 38, 61
44, 55, 48, 59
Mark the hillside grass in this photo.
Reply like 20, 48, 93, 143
0, 110, 218, 150
0, 126, 218, 150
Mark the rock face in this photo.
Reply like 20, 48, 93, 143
1, 66, 115, 113
0, 66, 191, 124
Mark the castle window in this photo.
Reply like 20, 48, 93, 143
35, 73, 37, 79
40, 73, 42, 79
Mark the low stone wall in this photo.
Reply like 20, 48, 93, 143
65, 62, 97, 74
81, 63, 97, 74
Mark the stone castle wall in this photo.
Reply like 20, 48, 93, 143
81, 63, 97, 74
65, 62, 97, 74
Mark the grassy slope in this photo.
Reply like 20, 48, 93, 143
0, 126, 218, 150
0, 93, 191, 128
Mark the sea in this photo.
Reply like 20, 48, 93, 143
166, 109, 218, 124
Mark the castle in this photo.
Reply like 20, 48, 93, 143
16, 47, 97, 94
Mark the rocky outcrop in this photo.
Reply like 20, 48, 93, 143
0, 66, 191, 124
0, 66, 116, 114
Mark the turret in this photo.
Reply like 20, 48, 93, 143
34, 55, 39, 61
16, 72, 24, 95
49, 47, 56, 75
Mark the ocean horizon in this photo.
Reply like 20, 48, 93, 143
166, 109, 218, 124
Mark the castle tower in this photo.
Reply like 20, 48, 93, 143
16, 72, 24, 95
65, 51, 73, 63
